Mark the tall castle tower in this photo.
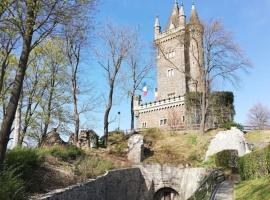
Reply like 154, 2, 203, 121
154, 2, 204, 99
133, 2, 206, 130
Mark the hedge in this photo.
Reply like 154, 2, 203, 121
237, 146, 270, 180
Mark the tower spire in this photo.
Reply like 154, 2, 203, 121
154, 16, 161, 39
190, 1, 200, 24
179, 2, 186, 29
166, 1, 180, 30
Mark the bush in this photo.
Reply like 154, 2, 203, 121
5, 148, 41, 181
75, 157, 115, 181
0, 167, 26, 200
237, 146, 270, 180
214, 150, 238, 169
39, 145, 84, 162
222, 122, 244, 131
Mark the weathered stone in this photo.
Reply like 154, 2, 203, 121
41, 129, 66, 147
137, 164, 208, 200
205, 127, 251, 160
34, 165, 209, 200
69, 129, 98, 149
127, 134, 144, 163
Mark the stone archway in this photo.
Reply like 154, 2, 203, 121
154, 187, 180, 200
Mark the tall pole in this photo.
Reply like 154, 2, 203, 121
117, 111, 121, 131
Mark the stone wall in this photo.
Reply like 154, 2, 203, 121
34, 165, 209, 200
34, 168, 151, 200
136, 99, 185, 129
138, 164, 208, 200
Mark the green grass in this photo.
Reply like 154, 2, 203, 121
235, 177, 270, 200
38, 145, 84, 162
75, 157, 115, 181
245, 131, 270, 143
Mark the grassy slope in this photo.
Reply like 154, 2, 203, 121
142, 129, 217, 166
235, 177, 270, 200
245, 130, 270, 149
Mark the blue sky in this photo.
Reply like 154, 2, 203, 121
80, 0, 270, 134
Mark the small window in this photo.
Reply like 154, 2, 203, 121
182, 116, 185, 122
142, 122, 147, 128
167, 69, 174, 77
168, 93, 175, 98
160, 119, 167, 126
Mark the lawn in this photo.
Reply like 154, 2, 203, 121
235, 177, 270, 200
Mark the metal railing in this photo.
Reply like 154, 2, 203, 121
187, 169, 225, 200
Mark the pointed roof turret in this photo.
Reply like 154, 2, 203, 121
154, 16, 160, 27
166, 1, 180, 30
190, 2, 200, 24
179, 2, 186, 29
179, 2, 185, 16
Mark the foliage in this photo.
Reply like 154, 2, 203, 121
75, 157, 115, 181
235, 177, 270, 200
38, 145, 84, 162
214, 150, 238, 169
0, 167, 26, 200
237, 146, 270, 180
222, 121, 244, 131
5, 148, 41, 181
185, 91, 235, 127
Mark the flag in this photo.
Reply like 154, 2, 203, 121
142, 83, 148, 96
154, 88, 158, 100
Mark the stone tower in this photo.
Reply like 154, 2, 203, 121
154, 2, 204, 100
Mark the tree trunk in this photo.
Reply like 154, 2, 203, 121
130, 93, 134, 130
199, 78, 208, 135
0, 35, 33, 164
41, 71, 56, 145
72, 78, 79, 145
103, 81, 114, 147
12, 92, 22, 148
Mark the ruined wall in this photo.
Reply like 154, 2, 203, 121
35, 168, 151, 200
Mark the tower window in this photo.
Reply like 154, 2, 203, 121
142, 122, 147, 128
167, 69, 174, 77
168, 93, 175, 98
160, 119, 167, 126
165, 51, 175, 59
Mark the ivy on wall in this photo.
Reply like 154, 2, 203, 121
185, 91, 235, 128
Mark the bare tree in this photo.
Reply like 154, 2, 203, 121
64, 25, 86, 145
0, 0, 94, 164
247, 103, 270, 130
97, 23, 135, 146
167, 109, 182, 131
124, 40, 152, 130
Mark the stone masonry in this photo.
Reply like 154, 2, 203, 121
134, 2, 204, 130
34, 165, 209, 200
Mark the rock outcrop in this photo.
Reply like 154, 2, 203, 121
205, 127, 250, 160
127, 134, 144, 163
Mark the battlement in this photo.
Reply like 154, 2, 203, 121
155, 26, 184, 41
135, 96, 185, 113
